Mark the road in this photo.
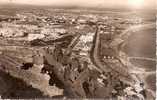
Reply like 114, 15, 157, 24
90, 25, 135, 85
128, 57, 156, 62
90, 26, 110, 73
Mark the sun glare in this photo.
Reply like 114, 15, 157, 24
128, 0, 144, 8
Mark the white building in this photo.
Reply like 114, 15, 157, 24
28, 34, 45, 41
0, 28, 24, 38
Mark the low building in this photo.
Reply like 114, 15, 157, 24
0, 28, 24, 38
27, 34, 45, 41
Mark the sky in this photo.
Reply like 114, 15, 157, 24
0, 0, 155, 9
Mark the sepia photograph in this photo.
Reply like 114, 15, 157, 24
0, 0, 156, 99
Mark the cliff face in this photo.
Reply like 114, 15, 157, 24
0, 70, 46, 99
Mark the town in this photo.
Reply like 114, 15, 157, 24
0, 5, 155, 99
